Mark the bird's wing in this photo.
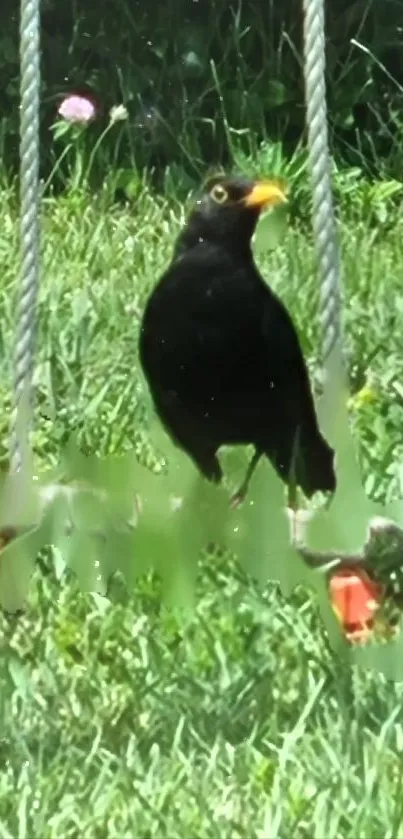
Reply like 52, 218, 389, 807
260, 286, 312, 387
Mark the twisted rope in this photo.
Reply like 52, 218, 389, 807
302, 0, 344, 380
11, 0, 41, 473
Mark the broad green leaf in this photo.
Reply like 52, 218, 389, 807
0, 532, 35, 613
58, 528, 106, 593
309, 350, 375, 552
0, 482, 76, 612
228, 457, 294, 588
352, 625, 403, 681
0, 461, 40, 531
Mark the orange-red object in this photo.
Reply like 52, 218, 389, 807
329, 567, 385, 643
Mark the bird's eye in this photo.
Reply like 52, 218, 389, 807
210, 184, 228, 204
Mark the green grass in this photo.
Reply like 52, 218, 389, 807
1, 179, 403, 837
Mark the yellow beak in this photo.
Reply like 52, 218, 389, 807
243, 179, 288, 209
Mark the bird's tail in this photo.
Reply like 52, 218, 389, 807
294, 426, 336, 499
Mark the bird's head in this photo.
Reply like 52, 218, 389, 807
176, 174, 288, 257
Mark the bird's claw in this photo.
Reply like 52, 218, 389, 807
286, 485, 298, 512
229, 490, 246, 510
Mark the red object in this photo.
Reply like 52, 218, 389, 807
329, 568, 384, 643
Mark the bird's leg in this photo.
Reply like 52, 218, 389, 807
230, 449, 262, 509
286, 427, 301, 512
286, 479, 298, 512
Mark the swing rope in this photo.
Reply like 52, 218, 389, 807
302, 0, 344, 385
11, 0, 41, 475
298, 0, 403, 588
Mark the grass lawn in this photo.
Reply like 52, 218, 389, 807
1, 182, 403, 837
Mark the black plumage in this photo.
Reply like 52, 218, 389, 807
139, 174, 336, 505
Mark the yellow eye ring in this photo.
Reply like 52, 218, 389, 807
210, 184, 228, 204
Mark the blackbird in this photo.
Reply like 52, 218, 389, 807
139, 174, 336, 505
